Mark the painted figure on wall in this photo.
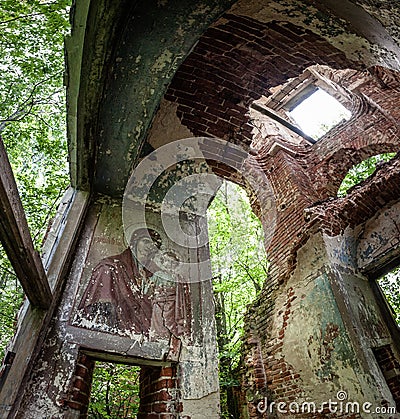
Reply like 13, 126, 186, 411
150, 249, 192, 339
77, 228, 161, 335
76, 228, 191, 339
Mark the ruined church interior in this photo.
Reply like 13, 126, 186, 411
1, 0, 400, 417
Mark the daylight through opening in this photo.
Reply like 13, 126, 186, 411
288, 88, 351, 139
378, 267, 400, 326
338, 153, 396, 197
207, 180, 268, 419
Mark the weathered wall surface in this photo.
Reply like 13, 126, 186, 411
3, 0, 400, 417
358, 201, 400, 276
14, 198, 220, 418
148, 40, 400, 416
69, 0, 400, 198
240, 68, 400, 415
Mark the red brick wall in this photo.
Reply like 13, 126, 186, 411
373, 345, 400, 411
309, 68, 400, 196
138, 365, 181, 418
64, 352, 95, 417
231, 66, 400, 417
64, 354, 181, 418
161, 8, 400, 415
165, 14, 355, 148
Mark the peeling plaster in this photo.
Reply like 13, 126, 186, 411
147, 99, 194, 149
272, 231, 393, 416
358, 200, 400, 272
229, 0, 393, 67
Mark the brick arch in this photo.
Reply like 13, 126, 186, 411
299, 64, 400, 198
305, 154, 400, 237
164, 13, 357, 151
314, 112, 400, 196
206, 160, 266, 221
324, 145, 399, 196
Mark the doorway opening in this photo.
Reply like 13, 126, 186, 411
88, 361, 141, 418
288, 87, 351, 139
370, 266, 400, 411
207, 179, 268, 418
68, 352, 179, 418
377, 266, 400, 326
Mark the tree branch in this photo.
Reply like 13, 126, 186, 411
32, 187, 65, 245
0, 12, 46, 25
0, 72, 63, 133
0, 263, 17, 279
236, 260, 262, 293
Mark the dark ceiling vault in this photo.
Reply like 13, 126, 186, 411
67, 0, 400, 198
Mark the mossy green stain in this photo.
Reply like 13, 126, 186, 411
303, 274, 359, 379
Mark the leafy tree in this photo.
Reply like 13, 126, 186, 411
337, 153, 395, 197
0, 257, 21, 359
379, 268, 400, 325
88, 362, 141, 419
0, 1, 71, 360
207, 181, 268, 418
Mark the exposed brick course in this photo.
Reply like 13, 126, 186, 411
230, 64, 400, 416
138, 365, 181, 418
64, 352, 95, 418
165, 14, 355, 147
373, 345, 400, 412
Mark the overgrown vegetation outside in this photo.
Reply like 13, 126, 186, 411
337, 153, 400, 324
88, 362, 141, 418
337, 153, 396, 197
207, 181, 268, 418
0, 1, 71, 360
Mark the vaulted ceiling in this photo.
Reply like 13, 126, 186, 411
66, 0, 400, 197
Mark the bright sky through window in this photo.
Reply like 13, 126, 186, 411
289, 88, 351, 138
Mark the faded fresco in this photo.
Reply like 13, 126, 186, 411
71, 204, 192, 341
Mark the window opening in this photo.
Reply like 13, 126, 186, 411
251, 66, 355, 145
207, 180, 268, 419
88, 361, 141, 418
337, 153, 396, 197
370, 267, 400, 411
372, 267, 400, 412
378, 266, 400, 325
288, 88, 351, 139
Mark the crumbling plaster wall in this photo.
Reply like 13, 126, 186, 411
240, 167, 400, 418
77, 0, 237, 196
14, 195, 220, 418
139, 62, 400, 418
138, 17, 400, 411
351, 0, 400, 59
74, 0, 400, 197
271, 231, 393, 410
147, 46, 400, 417
358, 201, 400, 277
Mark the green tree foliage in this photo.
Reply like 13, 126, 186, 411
379, 268, 400, 325
0, 257, 21, 359
207, 181, 268, 418
337, 153, 395, 197
0, 1, 71, 360
88, 362, 141, 419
